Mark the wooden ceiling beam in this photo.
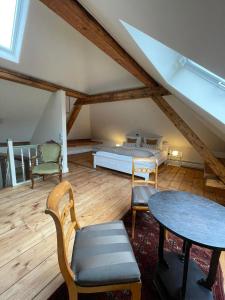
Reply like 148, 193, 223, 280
0, 67, 87, 98
40, 0, 159, 88
78, 86, 170, 105
152, 96, 225, 184
67, 100, 83, 134
30, 1, 225, 182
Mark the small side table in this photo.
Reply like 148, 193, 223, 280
148, 190, 225, 300
167, 151, 182, 167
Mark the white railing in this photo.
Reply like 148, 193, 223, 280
5, 139, 39, 187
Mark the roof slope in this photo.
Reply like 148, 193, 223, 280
0, 0, 224, 145
0, 0, 141, 94
79, 0, 225, 140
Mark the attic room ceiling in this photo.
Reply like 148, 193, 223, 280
79, 0, 225, 80
0, 0, 142, 94
0, 0, 224, 141
77, 0, 225, 138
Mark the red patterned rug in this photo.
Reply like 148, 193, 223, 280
49, 211, 225, 300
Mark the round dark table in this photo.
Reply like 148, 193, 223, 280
148, 190, 225, 300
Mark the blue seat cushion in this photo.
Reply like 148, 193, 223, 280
71, 221, 140, 287
132, 185, 159, 207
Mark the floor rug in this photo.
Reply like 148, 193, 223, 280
49, 211, 225, 300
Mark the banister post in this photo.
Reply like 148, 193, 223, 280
7, 139, 17, 186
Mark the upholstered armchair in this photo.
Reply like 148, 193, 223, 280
30, 143, 62, 189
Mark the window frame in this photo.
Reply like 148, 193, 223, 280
179, 56, 225, 91
0, 0, 29, 63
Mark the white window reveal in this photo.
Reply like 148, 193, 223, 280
0, 0, 29, 63
179, 57, 225, 91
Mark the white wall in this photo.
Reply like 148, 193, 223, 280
31, 90, 68, 173
67, 105, 91, 140
90, 95, 225, 164
0, 79, 51, 142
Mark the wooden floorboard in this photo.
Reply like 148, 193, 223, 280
0, 152, 224, 299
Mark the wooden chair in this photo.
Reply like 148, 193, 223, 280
30, 143, 62, 189
131, 157, 159, 239
46, 181, 142, 300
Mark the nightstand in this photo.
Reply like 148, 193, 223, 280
167, 150, 182, 167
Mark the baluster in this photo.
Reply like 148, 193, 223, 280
7, 139, 17, 186
35, 147, 38, 165
21, 148, 26, 182
5, 160, 10, 186
28, 147, 31, 167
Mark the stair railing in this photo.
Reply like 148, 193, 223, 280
7, 139, 39, 186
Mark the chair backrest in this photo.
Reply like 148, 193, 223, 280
132, 157, 158, 188
45, 181, 80, 284
39, 143, 61, 163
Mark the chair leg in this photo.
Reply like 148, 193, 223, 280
67, 283, 78, 300
59, 172, 62, 182
131, 282, 142, 300
43, 175, 45, 181
131, 208, 136, 239
31, 175, 34, 189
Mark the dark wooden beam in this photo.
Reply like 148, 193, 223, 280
36, 0, 225, 182
0, 67, 87, 98
67, 100, 83, 134
78, 86, 170, 105
40, 0, 159, 88
152, 96, 225, 184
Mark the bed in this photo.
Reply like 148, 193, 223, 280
93, 144, 168, 180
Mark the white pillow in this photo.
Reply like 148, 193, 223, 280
143, 136, 163, 150
123, 136, 141, 147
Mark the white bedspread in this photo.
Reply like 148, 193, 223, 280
97, 146, 157, 157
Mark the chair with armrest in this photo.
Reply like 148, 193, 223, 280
30, 143, 62, 189
131, 157, 159, 239
46, 181, 142, 300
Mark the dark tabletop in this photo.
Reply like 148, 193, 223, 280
148, 190, 225, 250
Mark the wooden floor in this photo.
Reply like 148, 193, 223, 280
0, 152, 225, 299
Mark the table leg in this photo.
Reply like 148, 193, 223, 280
179, 240, 187, 262
198, 250, 221, 290
182, 240, 187, 254
158, 225, 168, 268
181, 241, 192, 299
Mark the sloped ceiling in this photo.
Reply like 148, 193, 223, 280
0, 0, 224, 145
79, 0, 225, 80
0, 0, 141, 94
78, 0, 225, 141
0, 80, 51, 141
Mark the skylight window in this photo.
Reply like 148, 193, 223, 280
0, 0, 29, 63
0, 0, 17, 49
180, 57, 225, 91
121, 20, 225, 125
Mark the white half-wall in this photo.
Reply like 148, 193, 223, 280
31, 90, 68, 173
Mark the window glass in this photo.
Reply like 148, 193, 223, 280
0, 0, 17, 50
